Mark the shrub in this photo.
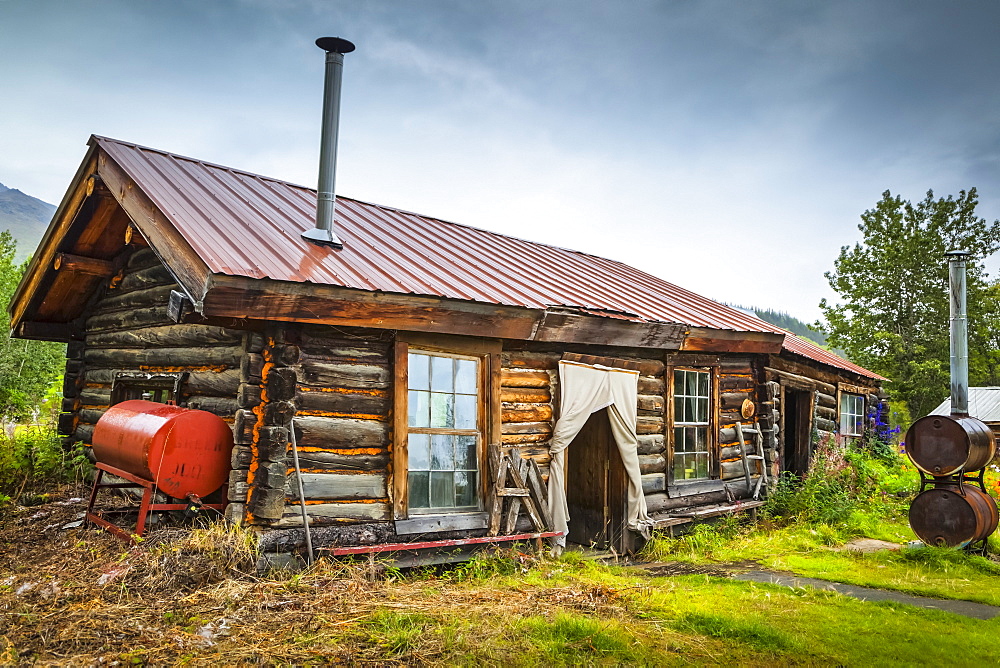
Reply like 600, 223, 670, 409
0, 425, 91, 500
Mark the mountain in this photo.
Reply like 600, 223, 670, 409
0, 182, 56, 261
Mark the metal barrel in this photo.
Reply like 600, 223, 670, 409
909, 483, 999, 548
904, 414, 996, 476
92, 400, 234, 499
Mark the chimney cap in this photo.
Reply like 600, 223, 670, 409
316, 37, 356, 54
945, 249, 972, 259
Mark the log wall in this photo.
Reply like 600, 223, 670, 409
264, 324, 393, 528
60, 250, 249, 473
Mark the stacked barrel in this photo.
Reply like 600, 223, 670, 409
906, 415, 998, 548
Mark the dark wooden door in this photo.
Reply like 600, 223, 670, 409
783, 389, 812, 478
566, 410, 628, 550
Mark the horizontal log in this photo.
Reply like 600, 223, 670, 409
79, 408, 106, 425
720, 376, 754, 391
501, 351, 559, 371
186, 396, 240, 416
294, 389, 389, 417
293, 331, 391, 356
637, 434, 665, 455
501, 432, 550, 445
816, 405, 836, 421
83, 345, 243, 369
638, 376, 665, 395
636, 416, 664, 435
241, 353, 264, 382
265, 367, 297, 401
58, 412, 77, 436
500, 369, 550, 388
62, 397, 80, 413
639, 454, 666, 475
126, 248, 159, 269
642, 473, 666, 495
646, 486, 751, 514
295, 345, 390, 366
86, 323, 242, 349
501, 421, 552, 436
637, 394, 664, 413
289, 472, 387, 500
79, 389, 111, 407
296, 361, 390, 389
721, 391, 752, 410
73, 423, 95, 444
502, 403, 553, 423
815, 417, 836, 433
816, 392, 837, 410
86, 306, 173, 332
293, 416, 388, 448
767, 368, 836, 396
295, 449, 390, 471
117, 263, 175, 293
185, 369, 242, 396
500, 387, 551, 403
273, 503, 393, 526
722, 460, 760, 481
238, 383, 262, 409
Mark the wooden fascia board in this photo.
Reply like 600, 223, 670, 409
8, 144, 99, 333
681, 327, 784, 354
95, 144, 211, 308
201, 275, 545, 340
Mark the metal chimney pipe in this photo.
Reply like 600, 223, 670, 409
302, 36, 355, 248
946, 249, 971, 416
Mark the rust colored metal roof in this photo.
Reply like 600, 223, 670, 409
95, 136, 783, 334
780, 331, 886, 381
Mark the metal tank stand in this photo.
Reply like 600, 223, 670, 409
85, 462, 226, 543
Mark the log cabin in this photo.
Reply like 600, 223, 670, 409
7, 135, 885, 559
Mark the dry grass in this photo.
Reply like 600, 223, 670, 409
0, 489, 637, 665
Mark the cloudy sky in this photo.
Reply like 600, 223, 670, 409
2, 0, 998, 321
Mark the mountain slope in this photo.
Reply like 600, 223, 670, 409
0, 182, 55, 260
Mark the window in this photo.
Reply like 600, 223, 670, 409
111, 372, 183, 405
406, 351, 480, 512
840, 393, 865, 436
673, 368, 711, 481
392, 333, 500, 521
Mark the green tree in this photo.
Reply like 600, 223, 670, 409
0, 230, 65, 422
819, 189, 1000, 419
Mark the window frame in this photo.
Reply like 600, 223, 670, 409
839, 392, 865, 437
110, 372, 185, 405
392, 332, 501, 523
668, 366, 717, 483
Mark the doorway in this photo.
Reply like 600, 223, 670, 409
565, 410, 627, 550
782, 389, 813, 478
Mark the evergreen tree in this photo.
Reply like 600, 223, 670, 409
0, 230, 65, 422
819, 189, 1000, 419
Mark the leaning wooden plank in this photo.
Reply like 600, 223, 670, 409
487, 443, 506, 536
501, 455, 526, 534
525, 459, 552, 530
511, 457, 544, 532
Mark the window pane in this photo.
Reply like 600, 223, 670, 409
455, 394, 477, 429
431, 434, 455, 469
674, 397, 683, 423
409, 353, 430, 390
673, 370, 684, 392
431, 356, 454, 393
698, 372, 709, 396
686, 397, 697, 423
455, 470, 476, 507
409, 433, 430, 470
686, 371, 698, 396
408, 390, 430, 427
408, 472, 429, 508
694, 426, 706, 451
456, 435, 477, 469
697, 397, 709, 423
695, 454, 709, 479
455, 358, 477, 395
430, 471, 454, 507
430, 392, 454, 427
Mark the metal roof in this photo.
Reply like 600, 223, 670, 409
93, 136, 882, 380
930, 388, 1000, 422
778, 331, 886, 381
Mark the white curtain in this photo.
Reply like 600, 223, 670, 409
547, 360, 653, 546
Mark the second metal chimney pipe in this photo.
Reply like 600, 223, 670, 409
303, 36, 355, 248
947, 249, 971, 416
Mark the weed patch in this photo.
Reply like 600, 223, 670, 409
676, 611, 796, 651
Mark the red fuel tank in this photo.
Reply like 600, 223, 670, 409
92, 400, 233, 499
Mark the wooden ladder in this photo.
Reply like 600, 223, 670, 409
734, 422, 768, 500
487, 443, 551, 536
